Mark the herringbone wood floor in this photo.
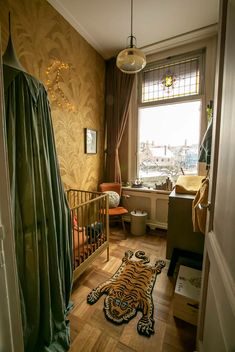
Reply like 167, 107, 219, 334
68, 226, 197, 352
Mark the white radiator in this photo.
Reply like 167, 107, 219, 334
122, 187, 170, 230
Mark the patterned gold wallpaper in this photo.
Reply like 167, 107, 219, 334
0, 0, 105, 191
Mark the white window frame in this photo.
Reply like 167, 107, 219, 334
135, 50, 205, 183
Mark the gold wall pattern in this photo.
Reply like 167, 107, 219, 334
0, 0, 105, 191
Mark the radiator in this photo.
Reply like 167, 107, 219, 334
122, 187, 170, 230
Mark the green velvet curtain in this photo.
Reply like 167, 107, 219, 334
3, 64, 73, 352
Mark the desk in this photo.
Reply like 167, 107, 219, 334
166, 190, 205, 260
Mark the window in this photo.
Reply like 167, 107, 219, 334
141, 53, 203, 105
137, 51, 204, 187
138, 101, 201, 186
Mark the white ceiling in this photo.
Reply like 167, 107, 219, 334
47, 0, 219, 59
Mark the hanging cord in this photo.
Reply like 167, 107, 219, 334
131, 0, 133, 37
130, 0, 134, 47
127, 0, 137, 48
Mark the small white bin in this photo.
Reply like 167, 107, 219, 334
130, 210, 147, 236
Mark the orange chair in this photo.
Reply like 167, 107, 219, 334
99, 183, 128, 232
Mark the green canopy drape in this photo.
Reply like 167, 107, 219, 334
3, 64, 73, 352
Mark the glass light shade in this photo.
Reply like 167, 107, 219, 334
116, 47, 146, 74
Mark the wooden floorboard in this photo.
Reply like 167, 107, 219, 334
69, 226, 197, 352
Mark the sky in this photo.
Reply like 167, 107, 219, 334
139, 101, 201, 147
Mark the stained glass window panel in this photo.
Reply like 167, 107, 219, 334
142, 57, 201, 103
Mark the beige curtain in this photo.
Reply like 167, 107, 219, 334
105, 58, 135, 183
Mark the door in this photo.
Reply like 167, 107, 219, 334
0, 33, 24, 351
197, 0, 235, 351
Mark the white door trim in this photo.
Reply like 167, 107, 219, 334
206, 231, 235, 315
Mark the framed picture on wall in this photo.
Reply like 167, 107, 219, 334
85, 128, 97, 154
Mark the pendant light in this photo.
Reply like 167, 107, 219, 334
116, 0, 146, 74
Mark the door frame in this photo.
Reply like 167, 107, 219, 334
197, 0, 235, 350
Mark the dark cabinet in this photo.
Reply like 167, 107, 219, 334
166, 190, 205, 259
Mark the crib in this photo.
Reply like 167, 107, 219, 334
66, 189, 109, 281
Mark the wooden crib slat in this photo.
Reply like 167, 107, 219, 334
66, 189, 109, 282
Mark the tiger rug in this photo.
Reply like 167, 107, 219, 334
87, 250, 165, 336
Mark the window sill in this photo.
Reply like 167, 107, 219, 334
122, 186, 172, 195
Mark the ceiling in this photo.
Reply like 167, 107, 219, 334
47, 0, 219, 59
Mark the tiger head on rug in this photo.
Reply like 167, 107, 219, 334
87, 250, 165, 336
104, 288, 139, 324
